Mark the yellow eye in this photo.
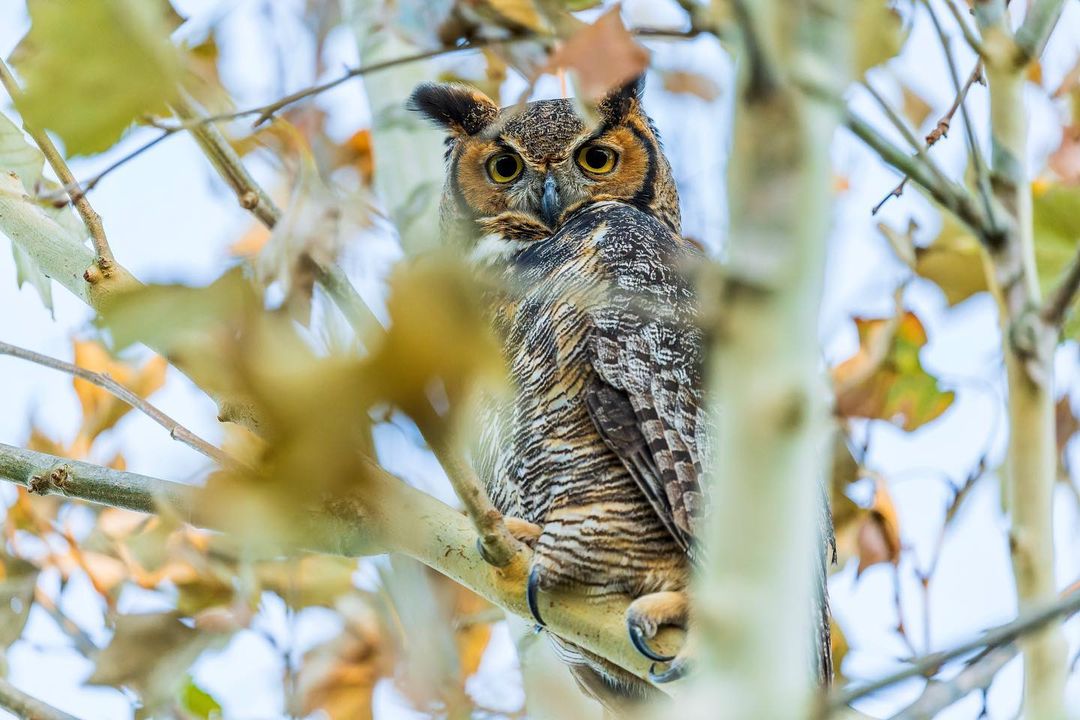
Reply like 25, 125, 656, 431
486, 153, 523, 183
576, 145, 617, 174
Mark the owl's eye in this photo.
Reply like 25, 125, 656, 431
486, 153, 524, 183
576, 145, 617, 174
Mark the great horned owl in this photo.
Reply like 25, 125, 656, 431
409, 79, 831, 707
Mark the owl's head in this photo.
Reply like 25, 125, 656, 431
408, 79, 680, 251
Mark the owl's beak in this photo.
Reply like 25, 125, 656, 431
540, 172, 561, 228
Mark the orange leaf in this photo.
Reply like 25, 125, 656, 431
546, 7, 649, 102
335, 129, 374, 185
228, 222, 271, 258
856, 479, 901, 577
72, 340, 168, 442
832, 311, 955, 431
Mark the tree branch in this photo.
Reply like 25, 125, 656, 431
0, 441, 685, 691
0, 677, 83, 720
831, 583, 1080, 710
0, 340, 241, 470
0, 57, 114, 272
887, 644, 1017, 720
1014, 0, 1068, 63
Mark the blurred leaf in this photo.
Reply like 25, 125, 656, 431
0, 111, 53, 311
661, 70, 721, 101
72, 340, 168, 442
546, 6, 649, 102
258, 555, 358, 609
484, 0, 545, 32
856, 478, 901, 577
914, 216, 990, 307
15, 0, 183, 155
364, 258, 505, 436
297, 595, 391, 720
878, 219, 917, 269
854, 2, 905, 76
55, 548, 128, 598
1027, 60, 1043, 85
428, 570, 497, 679
179, 676, 223, 720
833, 311, 955, 431
0, 556, 39, 648
830, 618, 849, 685
89, 613, 227, 712
901, 85, 931, 128
334, 129, 375, 185
1048, 125, 1080, 185
1032, 183, 1080, 337
1057, 394, 1078, 478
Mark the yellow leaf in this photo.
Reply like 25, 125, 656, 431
901, 85, 932, 128
914, 216, 990, 306
854, 2, 906, 76
72, 340, 168, 442
15, 0, 183, 155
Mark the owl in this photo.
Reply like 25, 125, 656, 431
409, 78, 832, 708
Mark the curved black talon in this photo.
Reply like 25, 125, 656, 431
648, 659, 688, 684
526, 564, 546, 627
629, 624, 675, 663
475, 538, 498, 566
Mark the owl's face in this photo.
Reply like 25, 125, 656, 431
409, 79, 680, 251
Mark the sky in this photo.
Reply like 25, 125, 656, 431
0, 0, 1079, 719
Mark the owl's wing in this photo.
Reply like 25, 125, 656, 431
584, 311, 707, 559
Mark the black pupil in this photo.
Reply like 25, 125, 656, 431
495, 155, 517, 178
585, 147, 609, 169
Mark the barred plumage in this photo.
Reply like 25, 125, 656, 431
409, 79, 833, 708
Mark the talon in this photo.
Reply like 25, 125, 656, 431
527, 564, 545, 627
475, 538, 498, 566
649, 658, 689, 684
629, 623, 674, 663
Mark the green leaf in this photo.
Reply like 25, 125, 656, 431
178, 676, 223, 720
0, 556, 39, 649
854, 2, 906, 76
1, 111, 53, 311
15, 0, 182, 155
1033, 184, 1080, 337
914, 216, 990, 307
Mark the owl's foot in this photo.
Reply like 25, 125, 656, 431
475, 516, 542, 566
626, 591, 691, 682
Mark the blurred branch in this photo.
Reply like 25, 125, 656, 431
920, 0, 998, 233
0, 57, 115, 273
887, 644, 1016, 720
0, 442, 687, 692
0, 340, 241, 470
943, 0, 986, 55
1014, 0, 1067, 63
0, 677, 82, 720
727, 0, 780, 101
1040, 243, 1080, 330
33, 586, 99, 658
171, 93, 382, 342
830, 582, 1080, 711
975, 3, 1067, 715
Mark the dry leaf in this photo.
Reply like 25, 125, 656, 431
73, 340, 168, 442
856, 479, 902, 577
661, 70, 720, 101
832, 311, 955, 431
901, 86, 932, 128
1048, 126, 1080, 185
546, 7, 649, 102
914, 216, 990, 306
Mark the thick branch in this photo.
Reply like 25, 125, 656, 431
0, 340, 239, 470
0, 677, 82, 720
0, 57, 114, 271
0, 442, 684, 690
1014, 0, 1067, 63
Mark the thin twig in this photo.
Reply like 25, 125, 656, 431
428, 434, 524, 569
0, 340, 242, 470
888, 643, 1017, 720
871, 55, 983, 214
0, 57, 115, 272
1040, 243, 1080, 329
33, 586, 99, 658
830, 583, 1080, 709
942, 0, 986, 55
0, 677, 83, 720
37, 130, 179, 207
921, 0, 998, 233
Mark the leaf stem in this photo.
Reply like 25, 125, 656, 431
0, 57, 115, 272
